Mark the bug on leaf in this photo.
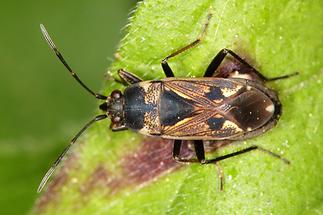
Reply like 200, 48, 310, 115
38, 14, 297, 192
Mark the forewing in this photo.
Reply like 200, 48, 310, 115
160, 79, 247, 140
163, 78, 245, 108
162, 110, 244, 139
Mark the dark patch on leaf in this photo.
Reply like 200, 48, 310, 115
80, 137, 233, 197
80, 138, 196, 196
79, 165, 110, 195
122, 138, 183, 183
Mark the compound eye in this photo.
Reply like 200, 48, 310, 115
111, 90, 122, 99
112, 116, 121, 123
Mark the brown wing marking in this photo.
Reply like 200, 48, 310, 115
164, 80, 244, 108
163, 81, 219, 108
163, 110, 244, 139
163, 109, 215, 137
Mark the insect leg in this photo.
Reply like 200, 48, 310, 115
205, 48, 298, 80
172, 140, 210, 164
195, 140, 226, 190
263, 72, 299, 82
204, 145, 290, 165
161, 13, 212, 77
215, 162, 224, 191
225, 49, 299, 81
193, 140, 207, 163
172, 140, 199, 163
37, 114, 107, 193
173, 140, 225, 190
117, 69, 143, 85
110, 124, 128, 131
161, 59, 175, 77
203, 49, 230, 77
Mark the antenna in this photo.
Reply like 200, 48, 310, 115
37, 114, 107, 193
38, 25, 109, 192
40, 24, 107, 100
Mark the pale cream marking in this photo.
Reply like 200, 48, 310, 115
265, 104, 275, 113
231, 73, 252, 80
138, 127, 153, 136
169, 88, 193, 100
212, 98, 224, 104
222, 120, 243, 132
138, 81, 151, 92
143, 111, 160, 134
220, 85, 243, 97
164, 117, 192, 132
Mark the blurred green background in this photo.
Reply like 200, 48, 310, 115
0, 1, 136, 214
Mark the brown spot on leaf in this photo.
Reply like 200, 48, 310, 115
36, 137, 231, 209
80, 165, 110, 195
81, 137, 196, 195
121, 137, 181, 183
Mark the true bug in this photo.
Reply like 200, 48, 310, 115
38, 15, 297, 192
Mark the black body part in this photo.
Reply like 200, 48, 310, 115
159, 89, 195, 126
123, 84, 156, 130
161, 60, 175, 77
115, 70, 146, 131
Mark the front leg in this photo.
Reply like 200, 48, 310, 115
117, 69, 143, 85
110, 124, 128, 131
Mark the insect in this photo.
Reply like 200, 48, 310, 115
38, 14, 297, 192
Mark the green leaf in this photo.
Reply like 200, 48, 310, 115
34, 0, 323, 214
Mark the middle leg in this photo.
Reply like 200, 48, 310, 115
172, 139, 225, 190
172, 139, 200, 163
